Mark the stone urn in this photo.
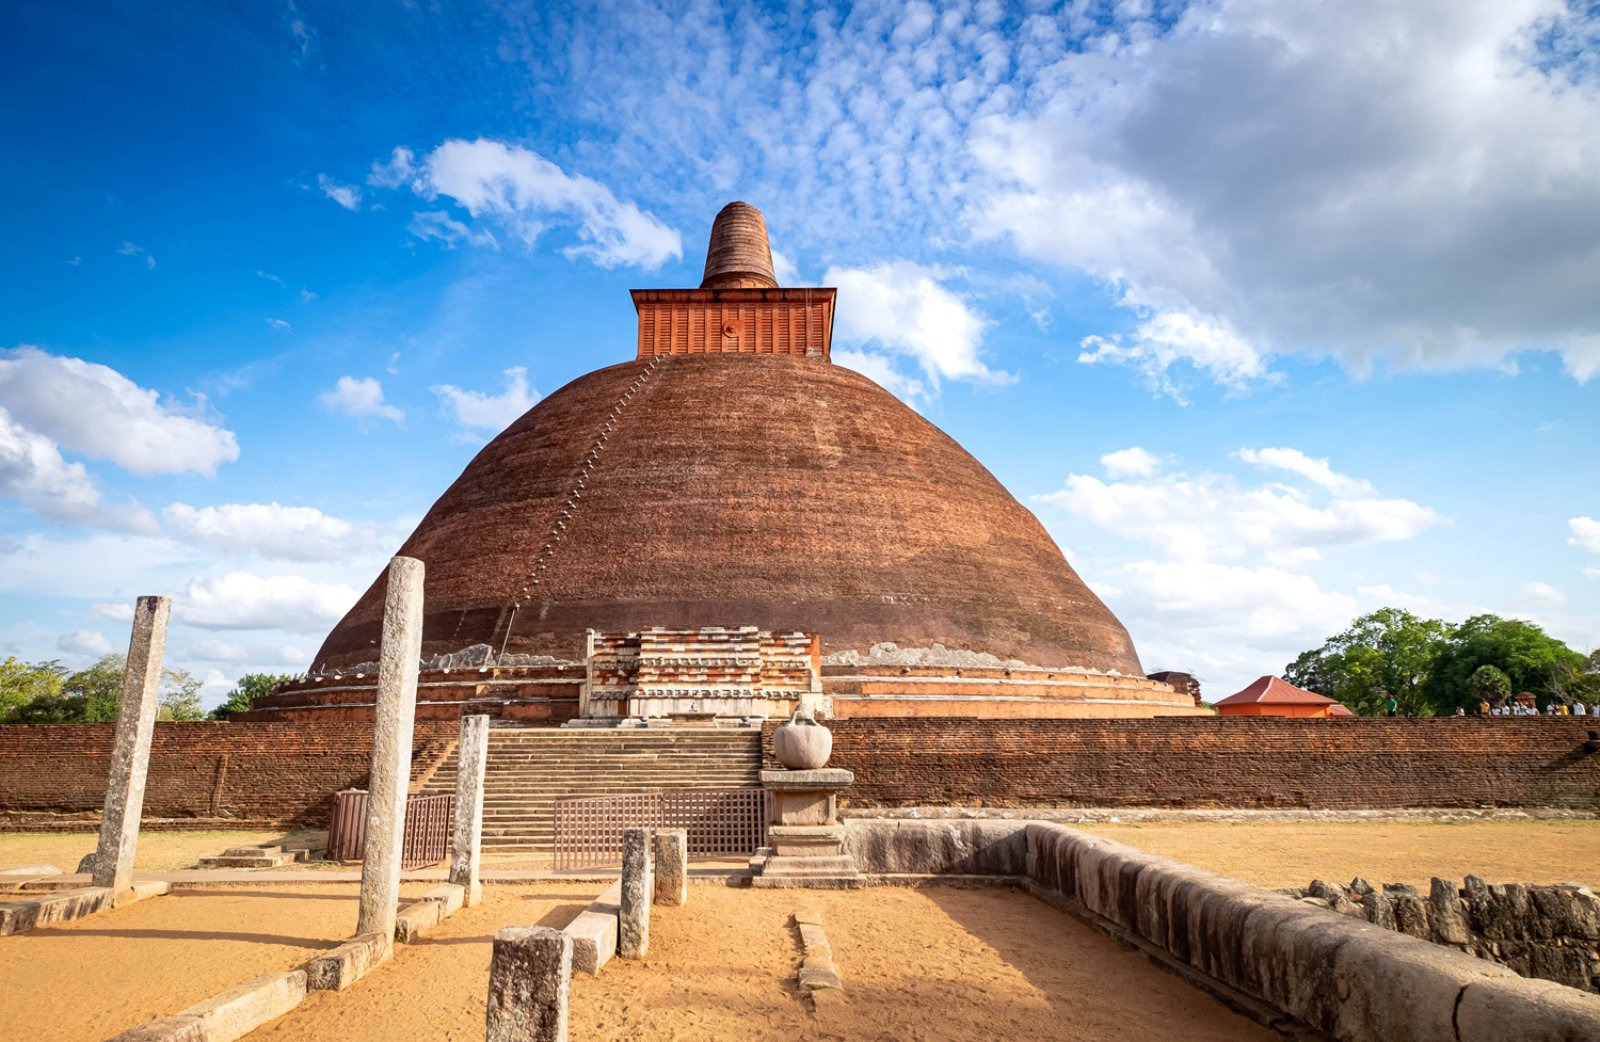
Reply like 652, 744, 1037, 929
772, 705, 832, 769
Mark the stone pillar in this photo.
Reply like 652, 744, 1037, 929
92, 596, 171, 893
449, 714, 490, 906
653, 828, 687, 907
618, 826, 651, 958
486, 926, 571, 1042
356, 556, 425, 944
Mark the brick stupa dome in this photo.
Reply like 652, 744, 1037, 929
261, 204, 1200, 723
312, 351, 1142, 673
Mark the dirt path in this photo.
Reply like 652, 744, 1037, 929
1076, 818, 1600, 888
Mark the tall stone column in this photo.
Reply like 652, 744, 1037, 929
92, 596, 171, 893
356, 556, 425, 943
449, 713, 490, 906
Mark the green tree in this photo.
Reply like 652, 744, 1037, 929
1283, 608, 1454, 716
1422, 615, 1589, 712
210, 673, 294, 720
0, 656, 67, 722
62, 654, 127, 722
1468, 663, 1511, 708
158, 668, 206, 721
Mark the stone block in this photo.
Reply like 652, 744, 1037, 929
303, 932, 390, 991
486, 926, 571, 1042
565, 880, 620, 974
653, 829, 687, 907
619, 827, 650, 958
394, 898, 441, 944
1429, 877, 1472, 945
1327, 929, 1520, 1042
844, 819, 1027, 876
0, 864, 62, 877
1457, 974, 1600, 1041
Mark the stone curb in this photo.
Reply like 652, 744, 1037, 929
1024, 822, 1600, 1042
103, 969, 306, 1042
565, 879, 621, 974
0, 880, 168, 935
792, 910, 842, 994
303, 932, 390, 991
394, 882, 466, 943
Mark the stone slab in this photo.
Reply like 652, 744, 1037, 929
106, 970, 306, 1042
0, 880, 168, 935
760, 768, 854, 789
1456, 974, 1600, 1041
0, 864, 62, 876
303, 932, 390, 991
845, 819, 1028, 876
395, 883, 467, 943
618, 827, 650, 959
565, 879, 621, 974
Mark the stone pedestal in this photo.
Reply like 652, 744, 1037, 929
752, 768, 861, 888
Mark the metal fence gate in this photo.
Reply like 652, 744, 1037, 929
553, 788, 769, 870
326, 790, 455, 869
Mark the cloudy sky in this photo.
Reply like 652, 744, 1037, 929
2, 0, 1597, 707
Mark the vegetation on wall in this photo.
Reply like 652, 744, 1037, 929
0, 655, 294, 724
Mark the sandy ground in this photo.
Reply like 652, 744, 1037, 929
1076, 818, 1600, 889
0, 830, 319, 873
241, 884, 1273, 1042
247, 884, 601, 1042
0, 881, 433, 1042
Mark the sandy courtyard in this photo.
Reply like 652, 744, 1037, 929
1076, 818, 1600, 889
0, 881, 435, 1042
241, 884, 1273, 1042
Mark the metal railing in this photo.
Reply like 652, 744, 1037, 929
326, 790, 456, 869
553, 788, 769, 870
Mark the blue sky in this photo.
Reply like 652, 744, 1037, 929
2, 0, 1597, 707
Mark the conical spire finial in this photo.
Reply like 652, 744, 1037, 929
700, 201, 778, 290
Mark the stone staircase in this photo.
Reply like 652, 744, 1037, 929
420, 727, 762, 853
197, 841, 318, 869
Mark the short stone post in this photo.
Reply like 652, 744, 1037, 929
618, 826, 651, 958
450, 714, 491, 906
486, 926, 571, 1042
356, 556, 425, 945
653, 828, 687, 907
92, 596, 171, 894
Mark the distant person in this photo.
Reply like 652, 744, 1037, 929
1478, 699, 1490, 716
1385, 696, 1399, 717
1453, 707, 1466, 717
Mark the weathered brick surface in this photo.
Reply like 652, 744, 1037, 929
0, 722, 456, 827
763, 717, 1600, 811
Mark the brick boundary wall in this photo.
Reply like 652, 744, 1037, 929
0, 722, 457, 828
761, 717, 1600, 811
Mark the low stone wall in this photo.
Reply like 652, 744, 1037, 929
1287, 876, 1600, 993
843, 819, 1027, 876
767, 717, 1600, 811
1023, 822, 1600, 1042
0, 722, 457, 828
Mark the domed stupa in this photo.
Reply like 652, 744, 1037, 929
249, 203, 1203, 723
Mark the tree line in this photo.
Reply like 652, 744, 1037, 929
1284, 608, 1599, 717
0, 655, 295, 724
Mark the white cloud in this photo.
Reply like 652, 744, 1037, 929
118, 241, 155, 270
88, 601, 135, 622
1095, 559, 1360, 687
972, 0, 1600, 388
320, 375, 404, 424
1237, 448, 1375, 498
1522, 580, 1567, 608
400, 138, 682, 269
0, 406, 159, 533
256, 270, 285, 287
163, 501, 393, 562
57, 629, 116, 657
1585, 566, 1600, 581
0, 346, 239, 477
184, 638, 253, 663
317, 173, 362, 210
177, 572, 359, 632
431, 367, 540, 432
1040, 450, 1442, 563
770, 248, 801, 286
367, 146, 415, 188
409, 210, 498, 250
1100, 447, 1160, 479
1569, 516, 1600, 554
265, 318, 291, 331
825, 261, 1011, 390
